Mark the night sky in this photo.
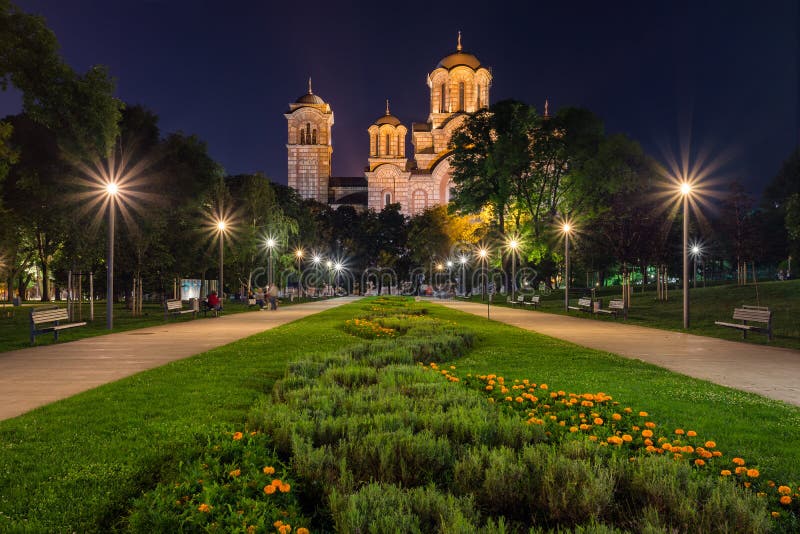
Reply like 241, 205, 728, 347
1, 0, 797, 196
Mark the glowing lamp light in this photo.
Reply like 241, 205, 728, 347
478, 248, 488, 258
691, 245, 701, 256
312, 255, 321, 265
326, 260, 333, 269
334, 262, 343, 272
562, 223, 572, 234
295, 248, 304, 259
446, 260, 453, 268
265, 238, 276, 248
680, 182, 692, 196
459, 255, 468, 265
106, 182, 119, 196
509, 239, 519, 250
217, 220, 226, 232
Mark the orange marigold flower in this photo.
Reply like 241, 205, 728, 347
485, 385, 493, 391
198, 503, 212, 513
721, 470, 732, 476
747, 469, 760, 478
229, 469, 241, 477
279, 483, 291, 493
638, 411, 648, 417
279, 525, 291, 534
695, 459, 706, 467
539, 383, 548, 389
687, 430, 697, 437
642, 430, 653, 438
644, 439, 653, 446
274, 520, 284, 528
624, 407, 633, 413
705, 441, 716, 449
264, 485, 276, 495
594, 417, 604, 425
588, 435, 598, 441
712, 451, 722, 457
771, 511, 780, 518
263, 466, 275, 475
297, 529, 310, 534
622, 434, 633, 442
271, 479, 283, 487
733, 457, 746, 466
569, 426, 579, 433
778, 485, 792, 495
674, 429, 685, 435
735, 466, 747, 475
780, 495, 792, 505
232, 432, 244, 441
645, 422, 656, 429
612, 413, 622, 421
744, 482, 752, 488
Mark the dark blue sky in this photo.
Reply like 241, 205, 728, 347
1, 0, 797, 196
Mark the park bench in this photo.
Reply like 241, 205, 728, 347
508, 295, 525, 306
30, 306, 87, 345
597, 298, 626, 319
164, 298, 197, 320
523, 295, 541, 309
568, 297, 594, 314
715, 307, 772, 341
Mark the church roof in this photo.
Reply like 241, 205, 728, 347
373, 100, 402, 127
295, 77, 325, 105
436, 32, 483, 70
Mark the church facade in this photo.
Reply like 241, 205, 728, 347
285, 34, 492, 216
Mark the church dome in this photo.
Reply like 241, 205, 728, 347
374, 100, 403, 127
295, 78, 325, 105
436, 32, 482, 70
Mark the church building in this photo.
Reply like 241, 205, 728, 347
285, 34, 492, 216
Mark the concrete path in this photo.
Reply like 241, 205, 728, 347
436, 300, 800, 407
0, 297, 358, 421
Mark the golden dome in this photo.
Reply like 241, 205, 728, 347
436, 32, 482, 70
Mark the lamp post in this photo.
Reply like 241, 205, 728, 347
106, 182, 118, 330
680, 183, 691, 329
690, 244, 701, 289
478, 247, 488, 301
295, 248, 304, 297
459, 254, 468, 296
216, 220, 227, 301
265, 238, 276, 288
507, 237, 519, 301
312, 254, 321, 296
334, 262, 344, 295
326, 260, 333, 296
563, 225, 570, 312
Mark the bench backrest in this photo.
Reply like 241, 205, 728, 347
732, 308, 771, 324
608, 299, 625, 310
31, 307, 69, 325
531, 295, 540, 303
578, 297, 592, 306
165, 299, 183, 311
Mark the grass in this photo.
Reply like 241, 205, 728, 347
0, 296, 325, 353
0, 296, 799, 532
479, 279, 800, 349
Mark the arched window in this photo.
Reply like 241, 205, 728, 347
306, 123, 311, 144
300, 129, 305, 145
476, 83, 481, 109
312, 129, 317, 145
458, 82, 465, 112
384, 192, 392, 207
374, 134, 379, 156
385, 134, 391, 156
440, 83, 446, 113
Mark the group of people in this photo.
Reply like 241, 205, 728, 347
250, 285, 278, 310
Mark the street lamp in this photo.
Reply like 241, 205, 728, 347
681, 183, 691, 328
106, 182, 118, 329
216, 219, 227, 302
562, 223, 572, 312
326, 260, 333, 296
477, 247, 488, 300
459, 254, 468, 296
690, 242, 703, 289
334, 262, 344, 295
506, 236, 521, 301
265, 237, 277, 288
294, 247, 304, 297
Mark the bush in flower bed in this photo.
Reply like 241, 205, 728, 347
246, 298, 775, 532
126, 430, 311, 533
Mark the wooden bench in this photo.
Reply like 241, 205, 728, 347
164, 299, 197, 320
597, 299, 626, 319
568, 297, 593, 313
715, 307, 772, 341
523, 295, 541, 309
30, 306, 87, 345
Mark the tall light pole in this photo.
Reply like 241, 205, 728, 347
691, 244, 701, 289
459, 254, 468, 296
562, 223, 572, 312
265, 238, 276, 288
681, 182, 691, 329
312, 254, 321, 296
106, 182, 118, 330
295, 247, 304, 297
478, 247, 488, 300
216, 220, 227, 301
507, 237, 520, 301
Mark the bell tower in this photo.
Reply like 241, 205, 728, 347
285, 78, 334, 203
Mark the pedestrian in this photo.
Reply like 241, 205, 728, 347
268, 284, 278, 310
255, 287, 265, 309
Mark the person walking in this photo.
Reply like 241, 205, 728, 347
268, 284, 278, 310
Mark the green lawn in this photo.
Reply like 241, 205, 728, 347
0, 296, 325, 353
484, 279, 800, 349
0, 297, 798, 532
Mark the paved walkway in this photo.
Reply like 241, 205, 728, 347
436, 300, 800, 407
0, 297, 358, 421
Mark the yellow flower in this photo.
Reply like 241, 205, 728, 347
198, 503, 212, 513
263, 466, 275, 475
233, 431, 244, 441
771, 511, 780, 518
641, 430, 653, 438
780, 495, 792, 505
705, 441, 716, 448
229, 469, 241, 477
721, 470, 732, 476
247, 526, 257, 534
622, 434, 633, 442
612, 413, 622, 421
638, 411, 648, 417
